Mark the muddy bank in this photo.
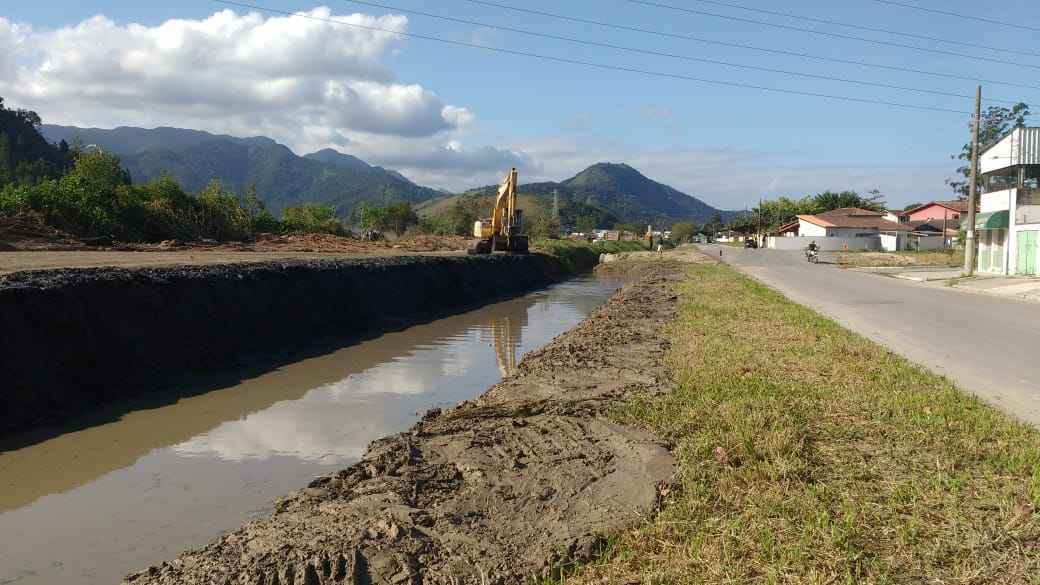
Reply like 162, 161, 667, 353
123, 256, 694, 585
0, 253, 594, 437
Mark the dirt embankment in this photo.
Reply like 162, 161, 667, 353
0, 254, 590, 437
123, 256, 696, 585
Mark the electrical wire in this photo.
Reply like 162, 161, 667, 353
628, 0, 1040, 70
458, 0, 1040, 92
210, 0, 972, 115
871, 0, 1040, 33
674, 0, 1040, 58
344, 0, 1020, 105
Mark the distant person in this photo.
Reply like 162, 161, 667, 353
807, 240, 818, 253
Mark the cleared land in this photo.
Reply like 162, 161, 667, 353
561, 260, 1040, 584
835, 249, 963, 268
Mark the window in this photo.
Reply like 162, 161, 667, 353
984, 168, 1019, 193
1024, 165, 1040, 190
1017, 187, 1040, 224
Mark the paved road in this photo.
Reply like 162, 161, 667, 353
704, 244, 1040, 426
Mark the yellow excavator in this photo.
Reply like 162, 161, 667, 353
468, 167, 529, 255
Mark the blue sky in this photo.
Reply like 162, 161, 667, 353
2, 0, 1038, 209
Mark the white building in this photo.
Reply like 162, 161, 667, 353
768, 207, 911, 251
975, 127, 1040, 275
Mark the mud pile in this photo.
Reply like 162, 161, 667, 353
0, 254, 593, 436
123, 258, 693, 585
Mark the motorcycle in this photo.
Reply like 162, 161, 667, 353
805, 248, 819, 263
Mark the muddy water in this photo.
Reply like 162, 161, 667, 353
0, 274, 622, 585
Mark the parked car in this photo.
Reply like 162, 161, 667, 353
744, 238, 758, 248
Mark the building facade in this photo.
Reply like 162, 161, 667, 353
976, 127, 1040, 275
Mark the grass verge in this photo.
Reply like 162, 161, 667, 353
533, 239, 649, 272
568, 261, 1040, 584
836, 249, 964, 268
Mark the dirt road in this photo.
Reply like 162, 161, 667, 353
0, 220, 469, 274
0, 249, 466, 274
123, 251, 702, 585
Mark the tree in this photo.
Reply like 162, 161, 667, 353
528, 213, 562, 240
576, 214, 597, 234
812, 190, 883, 212
383, 202, 418, 236
726, 213, 758, 235
282, 203, 342, 234
0, 95, 73, 185
948, 102, 1031, 198
356, 201, 418, 236
703, 212, 723, 236
670, 221, 697, 243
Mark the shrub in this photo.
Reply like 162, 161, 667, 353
282, 203, 343, 234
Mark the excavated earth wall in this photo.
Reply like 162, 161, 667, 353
0, 253, 591, 437
123, 258, 693, 585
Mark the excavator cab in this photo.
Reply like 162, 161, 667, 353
468, 167, 529, 255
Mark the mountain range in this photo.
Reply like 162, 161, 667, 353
41, 125, 733, 225
41, 125, 442, 215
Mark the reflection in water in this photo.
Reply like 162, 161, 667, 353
0, 274, 621, 585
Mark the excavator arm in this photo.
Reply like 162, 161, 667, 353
468, 168, 528, 255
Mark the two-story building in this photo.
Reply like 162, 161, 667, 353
975, 127, 1040, 275
905, 200, 967, 223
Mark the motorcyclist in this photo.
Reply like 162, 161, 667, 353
807, 240, 818, 253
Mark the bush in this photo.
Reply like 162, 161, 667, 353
281, 203, 343, 234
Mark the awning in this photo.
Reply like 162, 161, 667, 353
972, 210, 1009, 229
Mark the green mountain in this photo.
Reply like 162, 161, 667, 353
562, 163, 725, 224
40, 125, 441, 216
1, 103, 73, 184
425, 162, 734, 228
39, 126, 734, 226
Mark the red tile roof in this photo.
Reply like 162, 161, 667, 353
907, 200, 968, 214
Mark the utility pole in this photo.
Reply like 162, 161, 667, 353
551, 189, 559, 220
758, 198, 763, 247
963, 85, 981, 276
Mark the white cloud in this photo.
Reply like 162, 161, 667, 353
0, 9, 951, 204
0, 7, 466, 143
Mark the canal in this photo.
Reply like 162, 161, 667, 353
0, 273, 622, 585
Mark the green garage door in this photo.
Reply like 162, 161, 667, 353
1017, 231, 1038, 276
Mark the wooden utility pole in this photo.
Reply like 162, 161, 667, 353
963, 85, 982, 276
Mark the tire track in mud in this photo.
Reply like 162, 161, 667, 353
123, 256, 700, 585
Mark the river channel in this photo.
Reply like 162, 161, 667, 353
0, 273, 623, 585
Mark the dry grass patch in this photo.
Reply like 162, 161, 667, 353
835, 249, 963, 268
567, 263, 1040, 584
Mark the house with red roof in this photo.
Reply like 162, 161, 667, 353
767, 208, 914, 251
905, 200, 968, 225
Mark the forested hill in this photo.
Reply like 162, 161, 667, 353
41, 125, 441, 216
432, 162, 735, 228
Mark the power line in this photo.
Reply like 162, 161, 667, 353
871, 0, 1040, 33
675, 0, 1040, 58
344, 0, 1021, 105
459, 0, 1040, 93
211, 0, 971, 115
629, 0, 1040, 70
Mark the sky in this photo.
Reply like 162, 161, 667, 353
1, 0, 1038, 210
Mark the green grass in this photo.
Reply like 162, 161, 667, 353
566, 262, 1040, 584
533, 239, 649, 272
